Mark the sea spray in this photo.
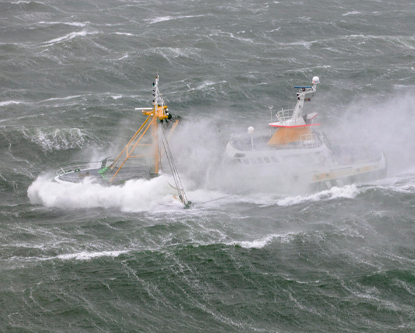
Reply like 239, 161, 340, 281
27, 173, 235, 211
28, 174, 184, 212
276, 184, 360, 206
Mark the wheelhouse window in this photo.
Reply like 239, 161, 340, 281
271, 157, 279, 163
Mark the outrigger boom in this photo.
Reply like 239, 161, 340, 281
102, 75, 191, 207
55, 75, 191, 208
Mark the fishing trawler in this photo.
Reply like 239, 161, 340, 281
55, 75, 191, 207
225, 77, 387, 191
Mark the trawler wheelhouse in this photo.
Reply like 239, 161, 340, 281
225, 76, 386, 190
226, 76, 332, 166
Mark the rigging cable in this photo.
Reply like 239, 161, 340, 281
159, 124, 191, 208
199, 190, 250, 204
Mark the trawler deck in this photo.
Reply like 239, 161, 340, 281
55, 162, 152, 184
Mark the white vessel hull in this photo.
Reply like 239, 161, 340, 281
224, 76, 387, 192
225, 138, 386, 192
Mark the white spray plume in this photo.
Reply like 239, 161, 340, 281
324, 92, 415, 175
28, 92, 415, 212
28, 174, 184, 212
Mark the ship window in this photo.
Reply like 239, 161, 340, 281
271, 157, 279, 163
242, 159, 250, 165
263, 157, 271, 164
249, 158, 258, 164
257, 158, 264, 164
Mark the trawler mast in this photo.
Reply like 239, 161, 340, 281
55, 75, 191, 208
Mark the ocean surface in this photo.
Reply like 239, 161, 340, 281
1, 0, 415, 332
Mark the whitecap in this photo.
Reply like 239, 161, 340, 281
117, 54, 129, 60
230, 232, 296, 249
0, 100, 23, 106
343, 11, 361, 16
114, 32, 134, 36
42, 95, 82, 102
15, 1, 45, 4
38, 21, 88, 27
43, 30, 97, 46
147, 15, 205, 25
277, 185, 360, 206
57, 250, 127, 261
193, 80, 226, 90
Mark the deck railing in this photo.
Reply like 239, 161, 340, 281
230, 132, 324, 151
300, 133, 320, 148
276, 109, 294, 123
55, 160, 108, 176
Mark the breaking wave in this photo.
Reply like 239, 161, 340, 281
28, 174, 187, 212
276, 185, 361, 206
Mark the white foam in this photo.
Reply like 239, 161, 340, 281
277, 185, 360, 206
0, 100, 23, 106
111, 94, 122, 100
28, 174, 186, 212
44, 30, 97, 45
15, 1, 45, 4
147, 15, 204, 25
16, 1, 45, 4
57, 250, 127, 261
380, 173, 415, 194
42, 95, 82, 102
343, 11, 361, 16
188, 80, 226, 91
196, 81, 216, 90
230, 233, 296, 249
114, 32, 133, 36
38, 21, 88, 27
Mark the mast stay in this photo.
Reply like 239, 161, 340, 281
159, 124, 191, 208
100, 74, 191, 207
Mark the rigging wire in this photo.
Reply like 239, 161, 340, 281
159, 124, 190, 207
199, 190, 250, 204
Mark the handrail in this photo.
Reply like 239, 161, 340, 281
55, 160, 112, 176
276, 109, 294, 123
230, 132, 325, 151
300, 133, 320, 148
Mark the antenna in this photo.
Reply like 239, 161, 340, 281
268, 105, 273, 122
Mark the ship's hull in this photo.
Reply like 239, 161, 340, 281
306, 153, 387, 191
224, 139, 387, 192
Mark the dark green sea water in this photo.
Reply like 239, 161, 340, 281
1, 0, 415, 332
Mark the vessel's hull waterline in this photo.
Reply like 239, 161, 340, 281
224, 149, 386, 193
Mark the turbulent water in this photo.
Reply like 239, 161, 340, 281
1, 0, 415, 332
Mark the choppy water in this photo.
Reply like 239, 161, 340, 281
1, 0, 415, 332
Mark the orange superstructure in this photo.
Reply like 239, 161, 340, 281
267, 127, 312, 146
